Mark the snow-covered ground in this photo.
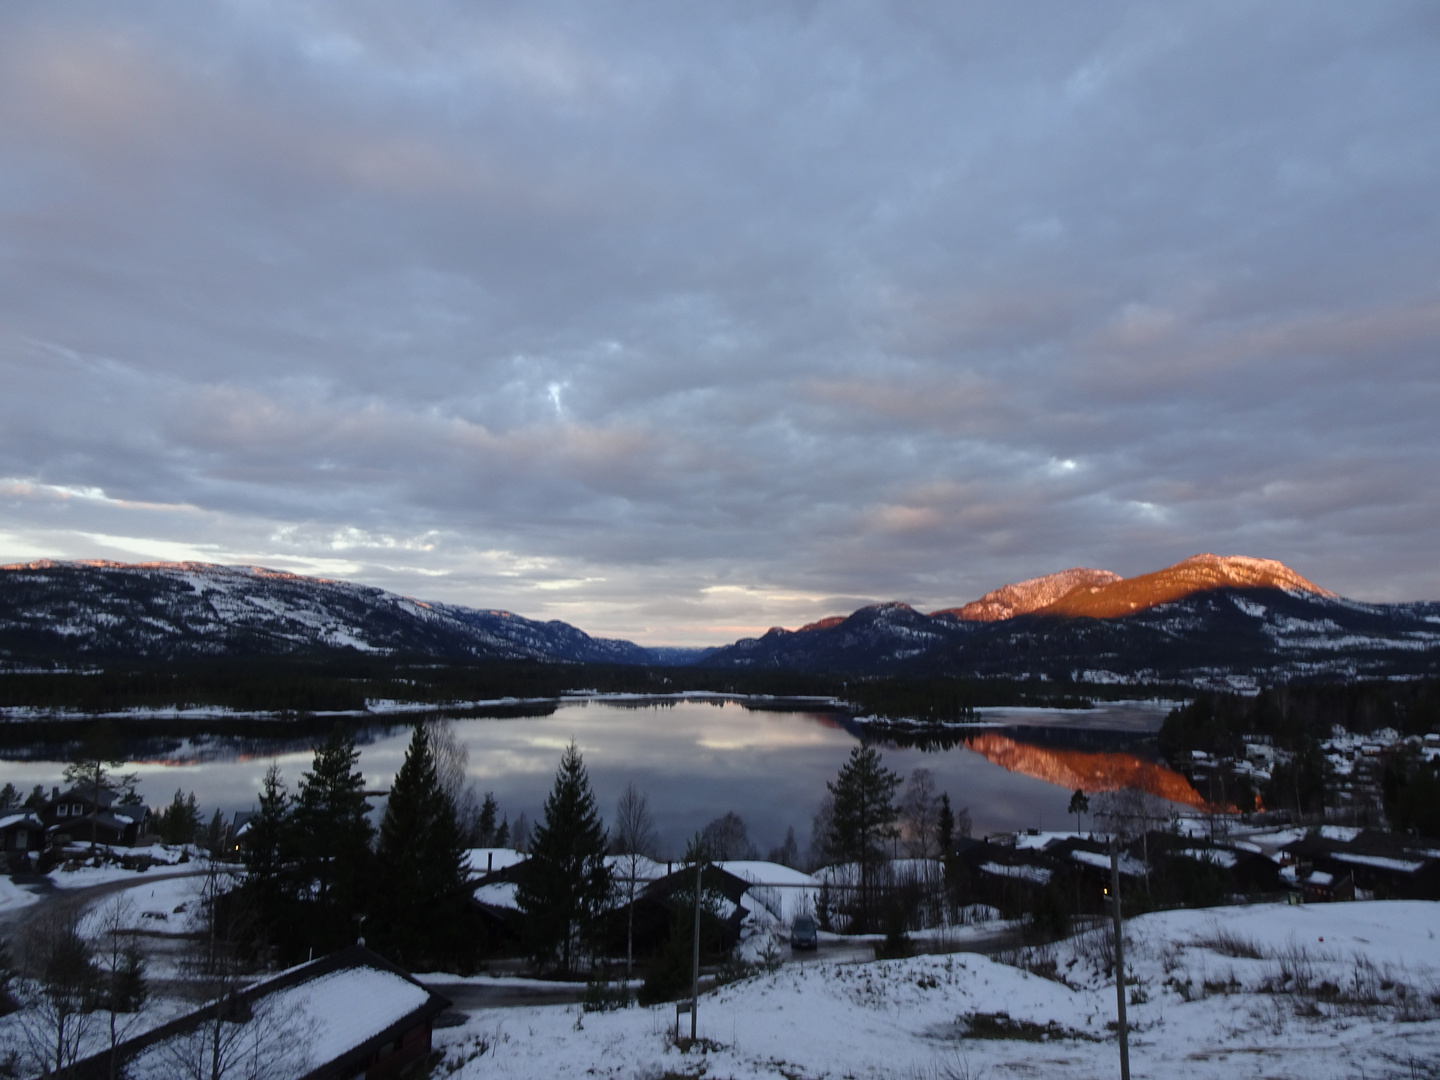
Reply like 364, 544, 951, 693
44, 844, 205, 888
0, 874, 41, 916
436, 900, 1440, 1079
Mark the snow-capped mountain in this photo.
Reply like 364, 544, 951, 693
1034, 553, 1333, 619
933, 567, 1123, 622
0, 560, 701, 666
701, 556, 1440, 685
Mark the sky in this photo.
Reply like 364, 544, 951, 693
1, 2, 1438, 647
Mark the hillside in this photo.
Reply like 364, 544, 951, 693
701, 556, 1440, 685
0, 560, 700, 668
935, 566, 1122, 621
1036, 553, 1332, 619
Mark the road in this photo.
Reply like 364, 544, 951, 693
5, 870, 1029, 1012
425, 924, 1028, 1011
1, 867, 206, 928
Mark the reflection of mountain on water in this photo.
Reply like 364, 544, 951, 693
962, 732, 1208, 809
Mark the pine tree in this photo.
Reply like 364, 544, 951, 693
373, 725, 470, 969
158, 790, 200, 846
292, 726, 373, 955
240, 764, 293, 956
477, 793, 498, 847
1068, 789, 1089, 834
825, 744, 901, 931
937, 794, 955, 856
515, 743, 612, 976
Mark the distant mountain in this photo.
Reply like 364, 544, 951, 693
700, 555, 1440, 686
3, 555, 1435, 688
701, 602, 976, 675
934, 567, 1123, 622
1035, 554, 1332, 619
0, 560, 705, 668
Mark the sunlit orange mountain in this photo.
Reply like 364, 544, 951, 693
934, 567, 1122, 622
964, 731, 1218, 810
1033, 553, 1333, 620
795, 616, 847, 633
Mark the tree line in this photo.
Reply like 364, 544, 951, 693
1159, 679, 1440, 819
0, 656, 1175, 720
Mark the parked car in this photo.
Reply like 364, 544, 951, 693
790, 914, 818, 950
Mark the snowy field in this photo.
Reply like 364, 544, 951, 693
436, 901, 1440, 1080
0, 875, 40, 916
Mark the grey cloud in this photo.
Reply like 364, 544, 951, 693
1, 1, 1438, 643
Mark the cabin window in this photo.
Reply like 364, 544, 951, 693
73, 804, 84, 816
57, 804, 68, 817
14, 832, 26, 850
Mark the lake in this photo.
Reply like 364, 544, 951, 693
0, 697, 1189, 855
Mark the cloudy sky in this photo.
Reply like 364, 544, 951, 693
1, 2, 1437, 645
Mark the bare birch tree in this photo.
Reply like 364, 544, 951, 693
89, 896, 147, 1080
900, 768, 939, 858
14, 901, 100, 1077
610, 782, 659, 976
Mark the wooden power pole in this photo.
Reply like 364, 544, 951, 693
691, 860, 702, 1041
1109, 836, 1131, 1080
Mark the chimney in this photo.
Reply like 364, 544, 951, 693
52, 786, 59, 802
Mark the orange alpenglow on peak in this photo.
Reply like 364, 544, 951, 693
934, 567, 1123, 622
795, 615, 847, 633
1036, 553, 1334, 620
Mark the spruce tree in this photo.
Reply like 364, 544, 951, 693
477, 793, 498, 847
515, 743, 612, 976
241, 764, 294, 956
825, 744, 901, 931
937, 793, 955, 855
292, 725, 373, 955
373, 725, 470, 968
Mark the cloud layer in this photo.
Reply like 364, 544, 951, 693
2, 2, 1438, 644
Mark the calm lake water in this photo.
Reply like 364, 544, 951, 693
0, 698, 1185, 855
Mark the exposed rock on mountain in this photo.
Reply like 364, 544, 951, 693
934, 567, 1122, 622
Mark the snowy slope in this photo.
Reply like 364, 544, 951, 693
0, 560, 695, 666
435, 900, 1440, 1079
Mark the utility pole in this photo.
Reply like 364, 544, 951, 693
1109, 836, 1131, 1080
691, 860, 702, 1041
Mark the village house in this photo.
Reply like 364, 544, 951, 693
38, 785, 147, 847
66, 944, 450, 1080
0, 811, 45, 870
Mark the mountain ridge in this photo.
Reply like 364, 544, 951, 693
3, 555, 1437, 688
0, 559, 704, 667
934, 567, 1124, 622
700, 555, 1440, 685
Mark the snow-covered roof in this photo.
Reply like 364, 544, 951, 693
718, 861, 819, 887
473, 881, 520, 911
135, 966, 432, 1080
607, 853, 667, 882
464, 847, 528, 875
1069, 849, 1147, 876
979, 861, 1052, 885
0, 813, 41, 830
1176, 848, 1238, 869
1331, 852, 1426, 874
1013, 830, 1083, 851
